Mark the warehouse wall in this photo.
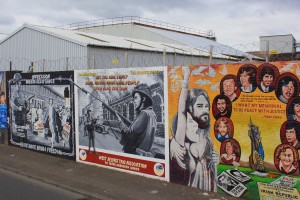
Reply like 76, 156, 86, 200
87, 46, 231, 69
0, 27, 88, 71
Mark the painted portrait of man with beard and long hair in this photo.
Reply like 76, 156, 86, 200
276, 74, 299, 104
170, 66, 219, 192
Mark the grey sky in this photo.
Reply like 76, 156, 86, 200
0, 0, 299, 46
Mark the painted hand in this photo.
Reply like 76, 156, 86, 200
170, 138, 186, 169
212, 150, 219, 166
116, 114, 128, 131
182, 66, 190, 81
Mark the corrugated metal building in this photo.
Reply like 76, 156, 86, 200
0, 17, 255, 72
260, 34, 296, 54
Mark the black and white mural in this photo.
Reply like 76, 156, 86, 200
7, 71, 75, 158
75, 67, 168, 179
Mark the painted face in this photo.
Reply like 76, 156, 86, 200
218, 121, 228, 136
262, 73, 274, 87
232, 171, 243, 177
16, 81, 22, 90
225, 142, 233, 155
223, 79, 236, 98
192, 95, 209, 122
282, 81, 295, 101
218, 175, 226, 184
280, 148, 294, 167
217, 99, 227, 114
0, 95, 5, 103
240, 71, 250, 87
186, 113, 199, 138
294, 103, 300, 118
133, 92, 142, 109
286, 128, 297, 144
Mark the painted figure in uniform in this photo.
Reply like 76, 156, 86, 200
118, 83, 157, 156
84, 109, 97, 155
47, 98, 59, 148
11, 73, 28, 126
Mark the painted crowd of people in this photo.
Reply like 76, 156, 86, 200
12, 86, 72, 149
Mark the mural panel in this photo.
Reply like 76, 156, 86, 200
7, 71, 75, 158
168, 62, 300, 199
75, 67, 168, 180
0, 71, 7, 128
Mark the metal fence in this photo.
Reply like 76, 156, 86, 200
56, 16, 215, 39
0, 41, 299, 72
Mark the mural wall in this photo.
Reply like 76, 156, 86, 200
75, 67, 168, 180
168, 62, 300, 199
0, 71, 7, 128
7, 71, 75, 158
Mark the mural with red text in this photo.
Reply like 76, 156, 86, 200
75, 67, 168, 180
168, 61, 300, 199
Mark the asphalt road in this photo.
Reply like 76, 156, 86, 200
0, 168, 86, 200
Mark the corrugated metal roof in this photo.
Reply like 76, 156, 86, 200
141, 26, 255, 59
38, 26, 235, 59
0, 34, 6, 41
1, 24, 236, 60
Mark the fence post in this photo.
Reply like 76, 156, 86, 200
93, 56, 96, 69
9, 61, 12, 71
43, 59, 45, 72
66, 57, 69, 71
198, 50, 202, 64
266, 41, 269, 62
209, 45, 213, 65
125, 51, 128, 68
173, 51, 176, 66
190, 49, 193, 65
163, 49, 166, 66
31, 62, 34, 72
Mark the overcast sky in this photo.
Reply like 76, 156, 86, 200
0, 0, 299, 47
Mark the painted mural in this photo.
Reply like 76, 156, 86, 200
74, 67, 168, 180
0, 71, 7, 128
7, 71, 75, 158
168, 61, 300, 199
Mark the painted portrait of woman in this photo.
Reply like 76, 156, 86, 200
220, 139, 241, 165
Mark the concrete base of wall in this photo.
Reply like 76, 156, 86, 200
0, 129, 8, 145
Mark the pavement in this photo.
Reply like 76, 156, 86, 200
0, 144, 237, 200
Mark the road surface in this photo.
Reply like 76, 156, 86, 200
0, 168, 86, 200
